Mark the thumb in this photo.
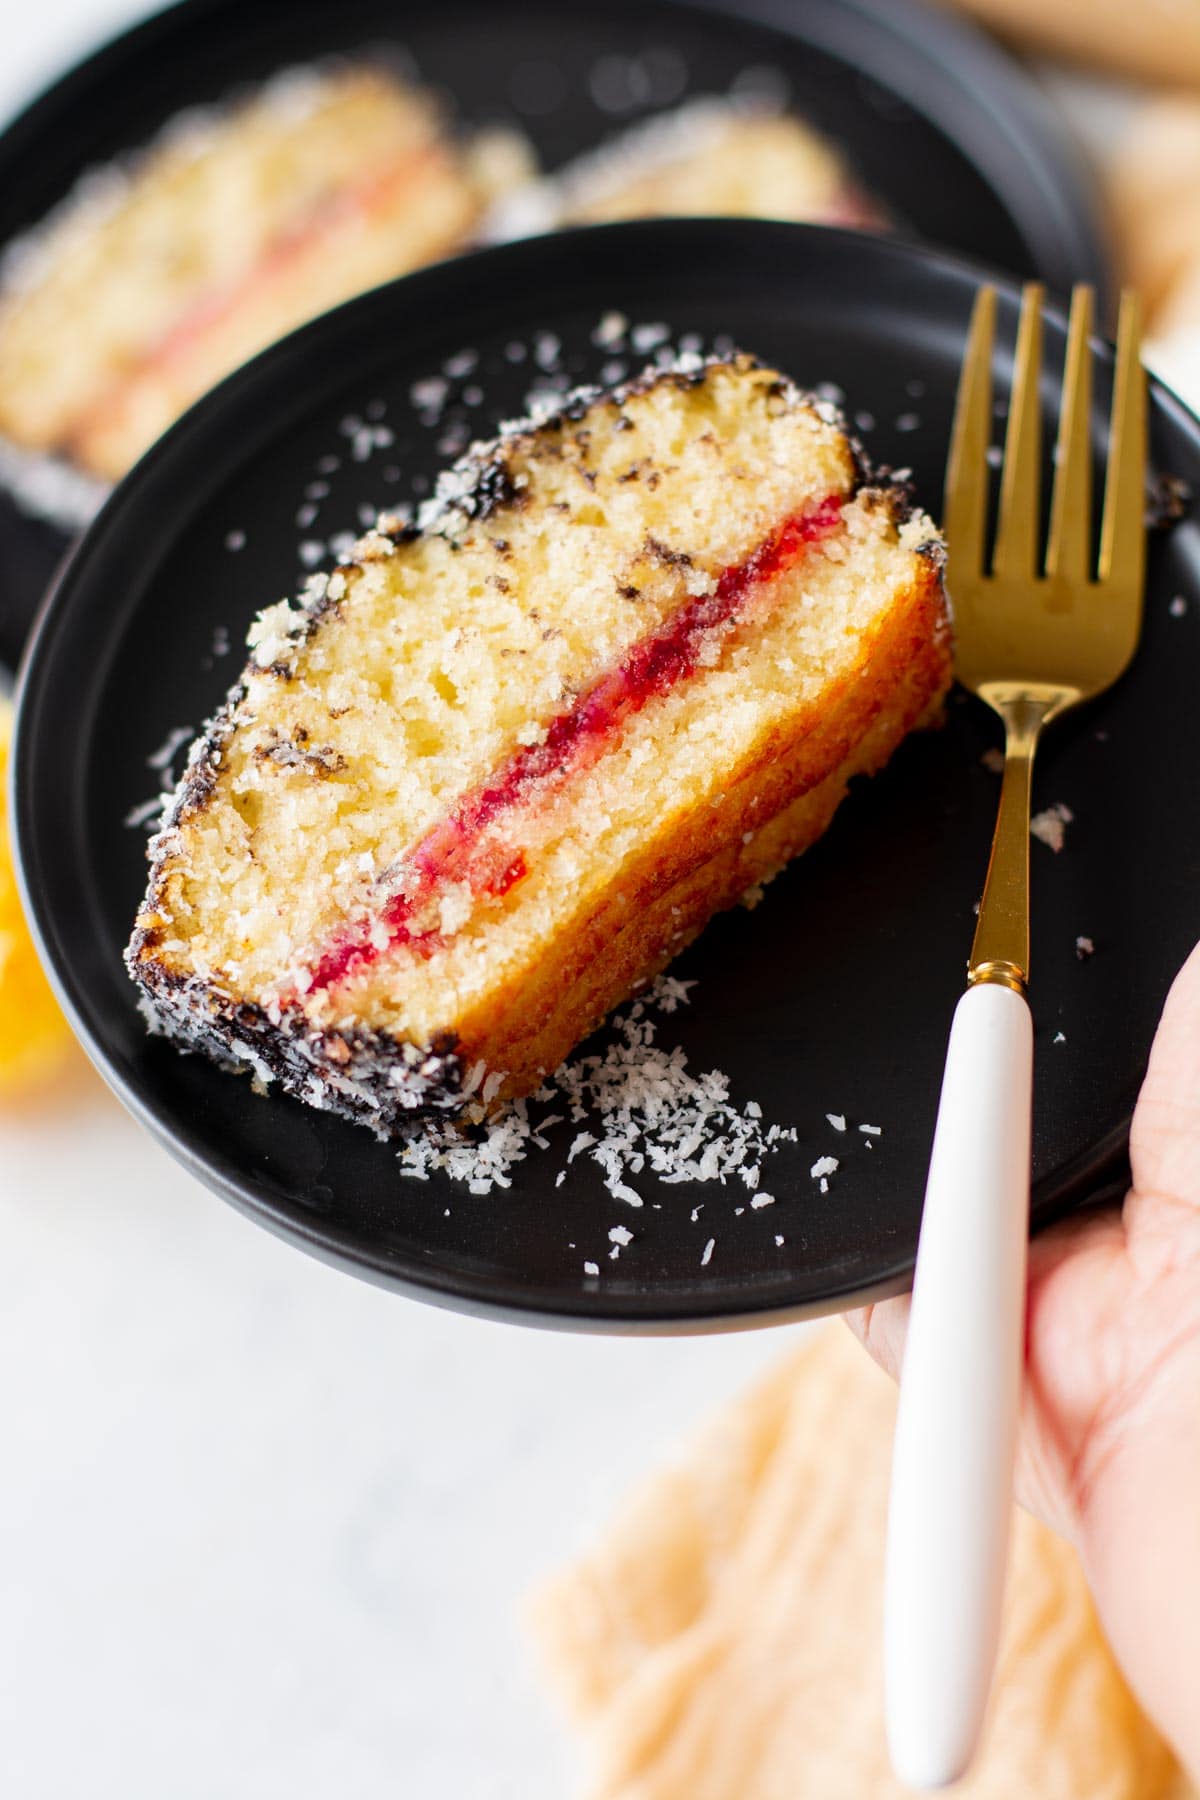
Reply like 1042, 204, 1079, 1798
1129, 938, 1200, 1216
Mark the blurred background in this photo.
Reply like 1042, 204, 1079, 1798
2, 2, 1199, 1795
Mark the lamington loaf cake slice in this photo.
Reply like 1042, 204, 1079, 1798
0, 65, 526, 481
127, 354, 951, 1133
491, 100, 881, 240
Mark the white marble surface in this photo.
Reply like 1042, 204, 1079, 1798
3, 1051, 793, 1798
0, 11, 1154, 1797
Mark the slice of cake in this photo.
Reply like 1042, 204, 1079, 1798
489, 100, 881, 241
127, 354, 951, 1133
0, 66, 529, 481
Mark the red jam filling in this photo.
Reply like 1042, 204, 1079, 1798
306, 492, 844, 993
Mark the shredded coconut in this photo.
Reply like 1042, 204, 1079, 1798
592, 311, 628, 348
339, 414, 394, 463
1030, 802, 1074, 853
631, 321, 671, 354
146, 724, 193, 772
123, 795, 167, 830
397, 976, 801, 1209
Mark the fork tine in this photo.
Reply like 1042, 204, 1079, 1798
1098, 291, 1148, 593
1045, 286, 1094, 585
943, 285, 995, 582
992, 283, 1044, 583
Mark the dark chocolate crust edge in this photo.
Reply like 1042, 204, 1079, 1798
130, 957, 467, 1133
124, 351, 947, 1133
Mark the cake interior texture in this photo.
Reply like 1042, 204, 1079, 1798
128, 355, 952, 1130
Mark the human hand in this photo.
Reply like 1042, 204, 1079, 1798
848, 940, 1200, 1776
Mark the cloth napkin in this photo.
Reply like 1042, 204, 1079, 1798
530, 1323, 1184, 1800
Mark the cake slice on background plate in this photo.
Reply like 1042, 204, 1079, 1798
0, 64, 530, 481
127, 354, 951, 1134
489, 98, 881, 241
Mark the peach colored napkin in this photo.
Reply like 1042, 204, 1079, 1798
529, 1323, 1182, 1800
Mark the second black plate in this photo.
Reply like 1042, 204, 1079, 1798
0, 0, 1109, 667
15, 223, 1198, 1329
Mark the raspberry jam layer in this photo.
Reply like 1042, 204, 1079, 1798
305, 491, 844, 993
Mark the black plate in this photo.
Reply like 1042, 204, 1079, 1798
17, 222, 1196, 1331
0, 0, 1108, 669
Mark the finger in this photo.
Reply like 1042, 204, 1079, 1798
847, 1207, 1128, 1545
844, 1293, 910, 1382
845, 1205, 1122, 1389
1027, 1203, 1123, 1284
1129, 939, 1200, 1213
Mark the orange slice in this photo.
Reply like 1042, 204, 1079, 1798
0, 693, 73, 1093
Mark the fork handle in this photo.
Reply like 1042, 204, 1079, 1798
884, 980, 1032, 1789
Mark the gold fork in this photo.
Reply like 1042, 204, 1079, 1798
884, 284, 1147, 1789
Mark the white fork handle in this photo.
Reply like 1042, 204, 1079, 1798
884, 981, 1032, 1789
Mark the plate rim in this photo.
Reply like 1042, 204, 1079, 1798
14, 219, 1190, 1333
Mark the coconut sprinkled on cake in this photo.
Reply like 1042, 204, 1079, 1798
410, 347, 725, 542
271, 314, 803, 578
